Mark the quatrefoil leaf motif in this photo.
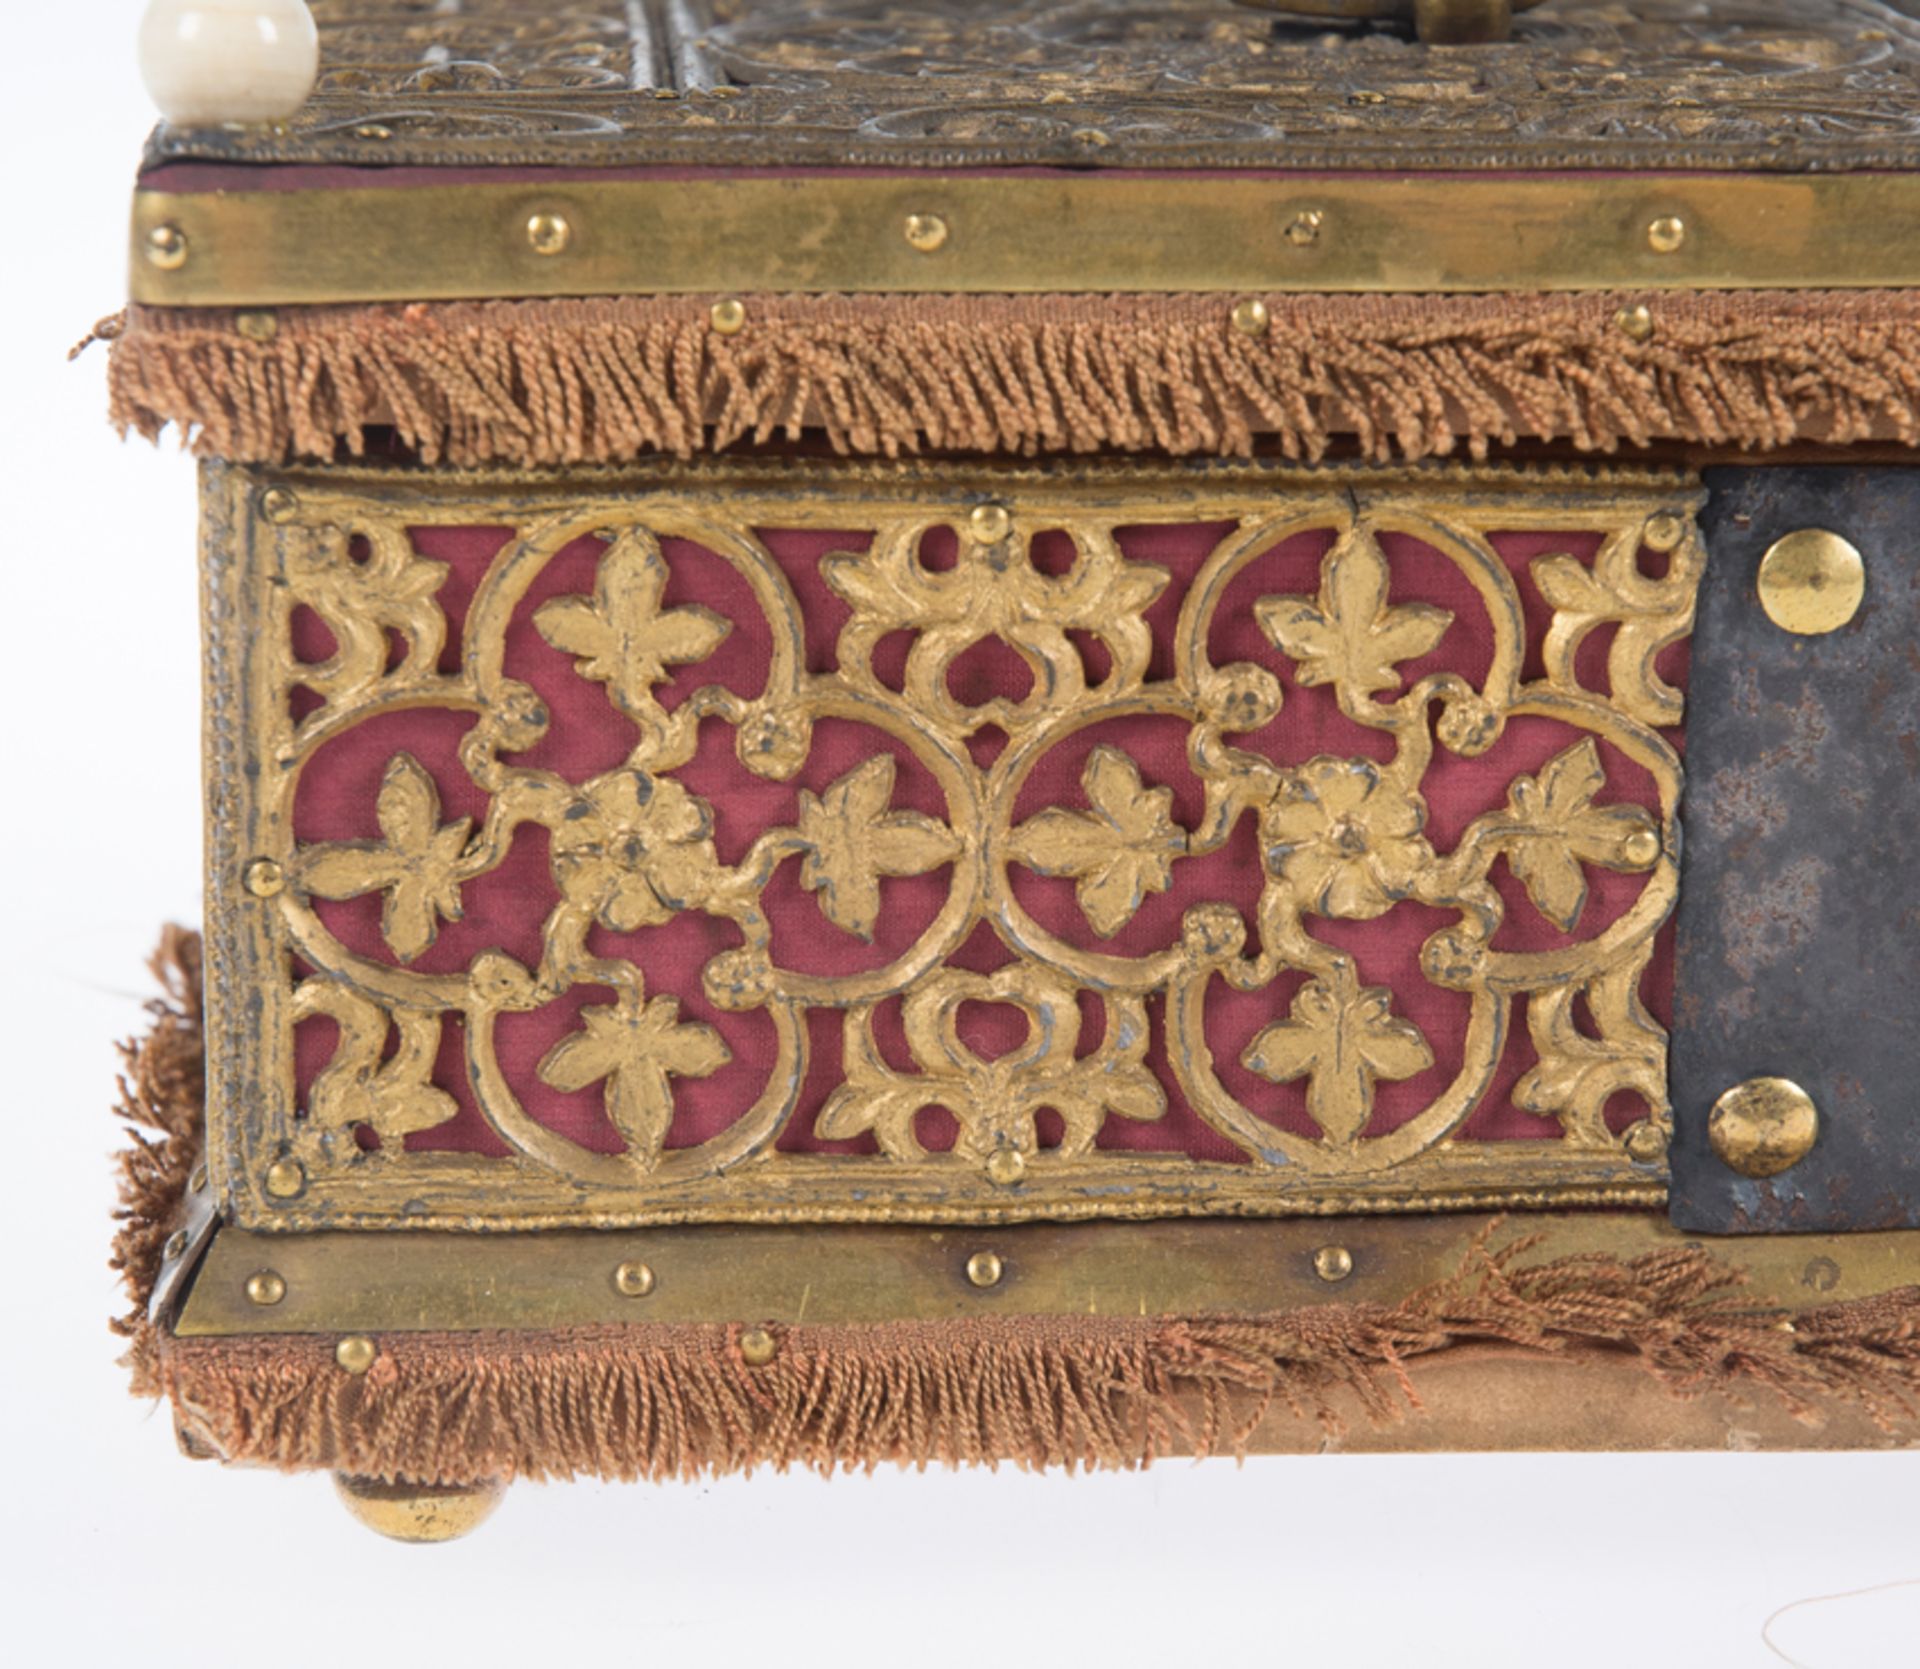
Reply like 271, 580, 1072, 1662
538, 991, 731, 1164
301, 752, 473, 962
795, 756, 961, 940
1256, 527, 1453, 700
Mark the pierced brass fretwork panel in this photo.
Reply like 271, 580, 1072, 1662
201, 460, 1702, 1229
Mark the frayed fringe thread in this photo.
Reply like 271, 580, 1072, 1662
114, 930, 1920, 1485
100, 290, 1920, 469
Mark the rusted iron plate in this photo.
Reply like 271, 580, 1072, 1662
1670, 468, 1920, 1233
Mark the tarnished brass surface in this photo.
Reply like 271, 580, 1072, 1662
174, 1214, 1920, 1336
334, 1475, 506, 1543
1757, 530, 1867, 636
145, 1, 1920, 175
201, 458, 1700, 1230
1709, 1078, 1822, 1180
131, 171, 1920, 306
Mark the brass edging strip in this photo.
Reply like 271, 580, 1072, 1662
172, 1214, 1916, 1338
132, 172, 1920, 306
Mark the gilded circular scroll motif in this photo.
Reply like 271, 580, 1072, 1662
250, 472, 1701, 1222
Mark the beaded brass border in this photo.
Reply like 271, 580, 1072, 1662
202, 457, 1696, 1232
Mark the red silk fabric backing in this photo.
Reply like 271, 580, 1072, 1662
292, 521, 1682, 1162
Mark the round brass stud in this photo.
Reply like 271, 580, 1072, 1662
1283, 209, 1325, 248
163, 1230, 189, 1263
1230, 298, 1271, 338
334, 1475, 506, 1544
985, 1147, 1027, 1187
145, 223, 189, 272
1710, 1077, 1820, 1180
526, 211, 572, 257
1647, 214, 1688, 255
243, 857, 286, 899
1313, 1246, 1354, 1283
1623, 1120, 1670, 1165
1758, 529, 1866, 636
245, 1270, 287, 1307
189, 1163, 209, 1194
968, 503, 1012, 545
1644, 512, 1687, 553
259, 487, 299, 525
1614, 304, 1656, 344
709, 297, 747, 336
739, 1326, 779, 1368
1622, 828, 1663, 867
613, 1260, 656, 1298
234, 310, 280, 343
904, 212, 950, 253
965, 1251, 1005, 1290
335, 1336, 378, 1375
264, 1157, 307, 1200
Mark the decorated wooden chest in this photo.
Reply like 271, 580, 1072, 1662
109, 0, 1919, 1540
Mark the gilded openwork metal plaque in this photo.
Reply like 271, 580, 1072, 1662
201, 461, 1701, 1229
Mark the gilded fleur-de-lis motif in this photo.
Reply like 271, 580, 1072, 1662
300, 753, 473, 961
1255, 526, 1453, 702
794, 756, 960, 940
1499, 739, 1662, 930
1008, 746, 1186, 937
537, 989, 731, 1166
1243, 966, 1434, 1146
534, 530, 730, 720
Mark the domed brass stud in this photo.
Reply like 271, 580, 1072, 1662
1283, 209, 1325, 247
904, 212, 949, 253
259, 487, 299, 525
234, 310, 279, 343
163, 1230, 189, 1263
1647, 214, 1688, 255
1710, 1077, 1820, 1179
335, 1336, 378, 1375
264, 1157, 307, 1199
244, 857, 286, 898
965, 1251, 1004, 1290
739, 1326, 779, 1367
612, 1260, 655, 1298
1313, 1246, 1354, 1283
968, 503, 1012, 545
145, 223, 189, 271
1758, 529, 1866, 636
245, 1270, 287, 1307
708, 297, 747, 336
189, 1164, 208, 1194
526, 211, 572, 256
1623, 1120, 1670, 1165
1622, 828, 1662, 867
1230, 298, 1271, 337
985, 1147, 1027, 1186
1614, 304, 1656, 343
334, 1475, 506, 1544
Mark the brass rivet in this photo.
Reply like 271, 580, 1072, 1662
708, 297, 747, 336
189, 1163, 209, 1194
1283, 209, 1325, 248
1710, 1077, 1820, 1179
1647, 214, 1688, 255
145, 224, 189, 271
246, 1270, 287, 1307
264, 1158, 307, 1200
259, 487, 299, 525
1230, 298, 1271, 338
1614, 304, 1656, 343
1313, 1246, 1354, 1283
1622, 828, 1662, 867
336, 1336, 378, 1375
968, 503, 1012, 545
244, 857, 286, 898
965, 1251, 1005, 1289
353, 124, 393, 142
985, 1147, 1027, 1187
613, 1260, 656, 1298
526, 211, 572, 257
234, 310, 279, 343
1624, 1120, 1670, 1164
163, 1230, 189, 1263
1644, 512, 1687, 552
1758, 529, 1866, 636
739, 1326, 779, 1368
904, 212, 949, 253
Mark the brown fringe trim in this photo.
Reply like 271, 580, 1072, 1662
101, 290, 1920, 469
114, 930, 1920, 1484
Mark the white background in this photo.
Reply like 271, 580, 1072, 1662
0, 6, 1914, 1665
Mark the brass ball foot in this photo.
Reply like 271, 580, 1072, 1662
333, 1474, 507, 1543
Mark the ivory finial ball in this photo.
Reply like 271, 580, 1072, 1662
139, 0, 320, 127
